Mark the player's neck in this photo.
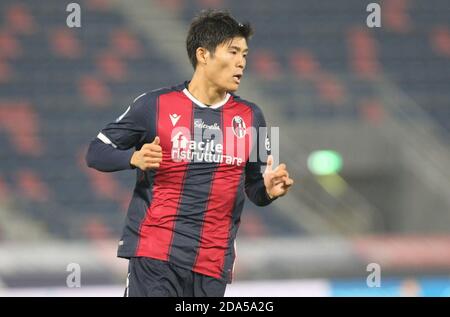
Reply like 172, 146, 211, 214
188, 73, 227, 107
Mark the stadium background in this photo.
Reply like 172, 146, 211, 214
1, 0, 450, 296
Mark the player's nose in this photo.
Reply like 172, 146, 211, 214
236, 57, 245, 69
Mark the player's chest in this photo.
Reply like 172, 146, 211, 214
156, 106, 254, 167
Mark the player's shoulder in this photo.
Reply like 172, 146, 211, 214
133, 82, 185, 103
231, 93, 265, 117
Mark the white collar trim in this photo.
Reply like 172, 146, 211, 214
182, 88, 230, 109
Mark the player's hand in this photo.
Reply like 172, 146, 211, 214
263, 155, 294, 199
130, 136, 163, 171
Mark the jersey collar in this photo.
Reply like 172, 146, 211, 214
182, 88, 231, 109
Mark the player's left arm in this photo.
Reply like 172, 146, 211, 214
244, 106, 294, 206
263, 154, 294, 199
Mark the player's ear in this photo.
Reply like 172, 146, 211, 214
196, 47, 209, 66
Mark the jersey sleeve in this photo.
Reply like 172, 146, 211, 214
99, 93, 152, 150
85, 93, 153, 172
244, 105, 278, 206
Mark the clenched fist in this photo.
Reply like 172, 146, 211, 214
130, 136, 163, 171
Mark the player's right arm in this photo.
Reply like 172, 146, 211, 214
85, 93, 162, 172
129, 137, 162, 171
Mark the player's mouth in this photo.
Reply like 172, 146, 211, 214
233, 74, 242, 84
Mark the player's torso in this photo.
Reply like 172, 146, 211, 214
130, 88, 257, 277
151, 89, 255, 201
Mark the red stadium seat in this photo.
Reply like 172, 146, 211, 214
83, 217, 113, 240
383, 0, 412, 33
96, 51, 128, 82
0, 30, 22, 59
430, 26, 450, 58
358, 98, 385, 125
110, 29, 143, 59
17, 169, 51, 202
347, 27, 381, 80
78, 75, 112, 107
49, 28, 82, 59
290, 49, 321, 80
315, 73, 346, 106
0, 102, 44, 156
5, 3, 36, 35
250, 49, 281, 81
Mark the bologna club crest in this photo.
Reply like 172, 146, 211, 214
231, 116, 246, 138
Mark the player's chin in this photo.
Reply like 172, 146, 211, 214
227, 82, 240, 92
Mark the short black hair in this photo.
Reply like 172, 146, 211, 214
186, 10, 254, 69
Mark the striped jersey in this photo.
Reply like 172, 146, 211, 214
88, 82, 274, 282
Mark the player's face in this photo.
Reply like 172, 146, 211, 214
206, 37, 248, 92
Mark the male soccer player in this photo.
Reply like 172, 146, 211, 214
86, 10, 294, 297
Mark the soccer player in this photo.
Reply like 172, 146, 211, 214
86, 10, 294, 297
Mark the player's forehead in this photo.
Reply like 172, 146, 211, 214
217, 36, 249, 52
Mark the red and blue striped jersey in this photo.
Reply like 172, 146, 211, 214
86, 82, 275, 282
